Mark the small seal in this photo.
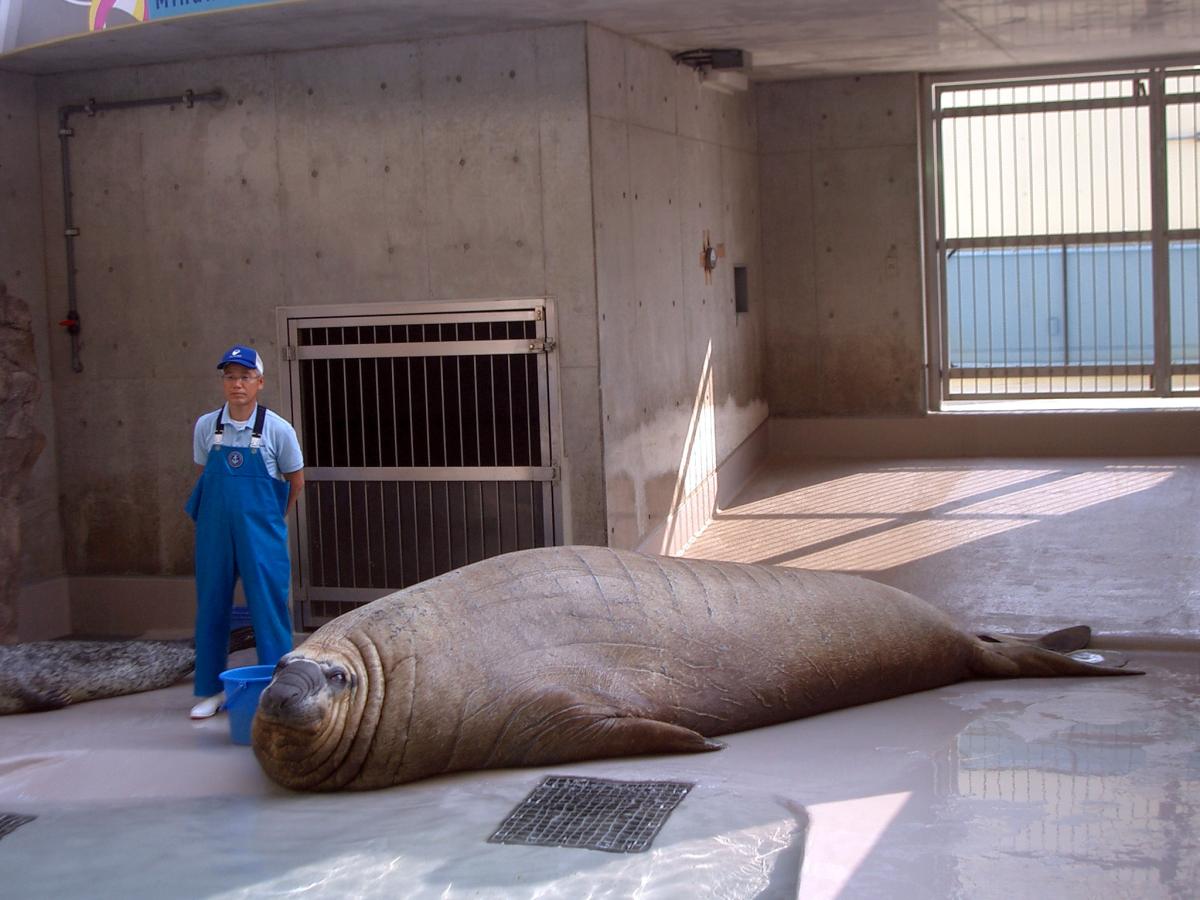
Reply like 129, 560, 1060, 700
0, 627, 256, 715
252, 547, 1140, 792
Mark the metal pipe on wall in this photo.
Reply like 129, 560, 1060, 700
55, 89, 224, 372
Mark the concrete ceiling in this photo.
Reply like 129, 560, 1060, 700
2, 0, 1199, 78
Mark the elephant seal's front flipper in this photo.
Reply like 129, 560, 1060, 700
557, 716, 724, 760
481, 688, 723, 770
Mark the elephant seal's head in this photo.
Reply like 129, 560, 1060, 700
252, 641, 373, 792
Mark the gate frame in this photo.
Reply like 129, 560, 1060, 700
275, 297, 565, 628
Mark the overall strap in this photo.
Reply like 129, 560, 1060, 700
212, 406, 227, 446
213, 405, 268, 448
250, 405, 269, 450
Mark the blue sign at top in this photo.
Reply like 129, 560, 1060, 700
151, 0, 277, 19
0, 0, 284, 56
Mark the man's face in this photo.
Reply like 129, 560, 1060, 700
221, 363, 263, 407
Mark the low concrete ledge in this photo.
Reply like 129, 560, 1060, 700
68, 576, 200, 638
638, 418, 770, 557
769, 409, 1200, 459
16, 577, 71, 641
18, 576, 250, 640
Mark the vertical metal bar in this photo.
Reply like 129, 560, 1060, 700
495, 481, 503, 553
535, 303, 554, 543
1010, 109, 1021, 392
426, 481, 435, 578
290, 321, 311, 626
938, 104, 956, 400
1060, 103, 1070, 384
395, 480, 404, 588
457, 343, 466, 466
439, 330, 448, 467
1117, 100, 1130, 391
378, 479, 387, 590
326, 359, 341, 592
489, 333, 499, 466
374, 335, 384, 466
999, 110, 1011, 394
422, 349, 432, 467
506, 325, 516, 466
1135, 80, 1147, 390
525, 339, 534, 465
390, 351, 399, 467
977, 100, 989, 395
358, 355, 367, 467
1032, 110, 1043, 392
1061, 240, 1071, 369
1151, 68, 1172, 395
966, 99, 979, 396
341, 356, 352, 466
473, 323, 482, 465
406, 340, 416, 466
1103, 106, 1118, 390
923, 79, 948, 404
1174, 97, 1184, 389
1174, 93, 1189, 389
1078, 85, 1090, 392
1085, 85, 1098, 393
1192, 92, 1200, 389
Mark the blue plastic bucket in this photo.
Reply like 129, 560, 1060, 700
218, 664, 274, 746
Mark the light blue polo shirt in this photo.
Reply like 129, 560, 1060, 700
193, 403, 304, 480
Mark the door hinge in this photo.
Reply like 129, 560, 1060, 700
528, 338, 556, 353
284, 345, 296, 361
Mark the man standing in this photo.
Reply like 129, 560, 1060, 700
185, 344, 304, 719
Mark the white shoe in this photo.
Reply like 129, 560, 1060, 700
190, 692, 225, 719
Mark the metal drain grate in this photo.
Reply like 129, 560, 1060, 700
488, 775, 693, 853
0, 813, 35, 840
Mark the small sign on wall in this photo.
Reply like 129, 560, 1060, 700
3, 0, 278, 54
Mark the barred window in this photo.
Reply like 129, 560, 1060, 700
926, 65, 1200, 400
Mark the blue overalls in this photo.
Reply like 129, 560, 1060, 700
185, 405, 294, 696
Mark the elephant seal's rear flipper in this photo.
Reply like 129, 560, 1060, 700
971, 638, 1143, 678
977, 625, 1092, 653
1031, 625, 1092, 653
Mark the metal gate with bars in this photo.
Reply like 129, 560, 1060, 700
279, 299, 561, 629
925, 62, 1200, 400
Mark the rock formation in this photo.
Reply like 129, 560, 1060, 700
0, 282, 45, 643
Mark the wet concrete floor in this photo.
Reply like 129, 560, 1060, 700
1, 457, 1197, 898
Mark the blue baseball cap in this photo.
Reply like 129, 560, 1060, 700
216, 344, 264, 375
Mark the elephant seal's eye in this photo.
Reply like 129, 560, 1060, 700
329, 670, 347, 685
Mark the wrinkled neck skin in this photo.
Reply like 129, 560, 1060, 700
252, 623, 399, 792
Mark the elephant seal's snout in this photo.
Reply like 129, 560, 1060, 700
259, 658, 325, 720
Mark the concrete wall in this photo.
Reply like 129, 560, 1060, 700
29, 24, 604, 631
1, 70, 68, 639
758, 74, 925, 417
587, 27, 768, 553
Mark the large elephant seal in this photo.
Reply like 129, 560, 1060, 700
253, 546, 1138, 792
